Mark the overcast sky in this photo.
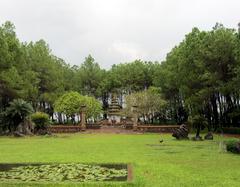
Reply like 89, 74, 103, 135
0, 0, 239, 69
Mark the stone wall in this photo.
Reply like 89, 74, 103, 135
137, 125, 180, 133
48, 125, 82, 133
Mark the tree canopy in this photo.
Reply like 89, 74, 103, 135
1, 21, 240, 132
125, 87, 166, 123
54, 91, 102, 121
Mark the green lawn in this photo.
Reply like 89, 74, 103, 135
0, 133, 239, 187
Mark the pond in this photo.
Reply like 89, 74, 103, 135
0, 163, 130, 183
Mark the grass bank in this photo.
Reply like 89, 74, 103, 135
0, 133, 239, 187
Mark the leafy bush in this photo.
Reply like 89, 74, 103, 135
222, 127, 240, 134
54, 91, 85, 117
5, 99, 34, 131
54, 91, 102, 122
225, 140, 240, 154
0, 111, 6, 134
31, 112, 50, 130
0, 111, 12, 134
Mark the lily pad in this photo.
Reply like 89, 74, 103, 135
0, 163, 128, 182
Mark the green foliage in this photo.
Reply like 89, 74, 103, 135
125, 87, 166, 123
76, 55, 105, 97
31, 112, 50, 130
0, 67, 23, 95
153, 23, 240, 130
5, 99, 34, 119
2, 99, 34, 131
5, 99, 34, 130
225, 140, 240, 154
0, 163, 127, 182
54, 91, 84, 117
84, 96, 103, 119
54, 91, 102, 120
222, 127, 240, 134
1, 20, 240, 131
188, 114, 208, 126
0, 21, 75, 114
0, 111, 7, 133
108, 60, 156, 92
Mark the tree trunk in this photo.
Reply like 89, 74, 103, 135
57, 112, 63, 124
196, 124, 201, 138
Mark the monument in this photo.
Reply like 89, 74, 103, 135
172, 124, 189, 140
132, 105, 138, 131
108, 94, 122, 125
80, 105, 87, 130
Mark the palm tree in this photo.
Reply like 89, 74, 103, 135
5, 99, 34, 132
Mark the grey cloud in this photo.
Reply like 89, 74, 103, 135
0, 0, 239, 69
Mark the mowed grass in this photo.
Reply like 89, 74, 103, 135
0, 133, 240, 187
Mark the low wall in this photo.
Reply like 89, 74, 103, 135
48, 124, 179, 133
49, 125, 82, 133
86, 124, 101, 129
137, 125, 179, 133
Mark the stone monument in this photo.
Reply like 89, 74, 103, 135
80, 105, 86, 130
172, 124, 189, 140
108, 94, 122, 124
132, 105, 138, 131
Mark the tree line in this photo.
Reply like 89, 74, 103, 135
1, 21, 240, 131
154, 23, 240, 133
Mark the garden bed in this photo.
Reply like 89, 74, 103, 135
0, 163, 132, 183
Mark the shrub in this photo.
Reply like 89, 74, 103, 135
54, 91, 84, 118
31, 112, 50, 130
221, 127, 240, 134
225, 140, 240, 154
5, 99, 34, 132
54, 92, 102, 123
